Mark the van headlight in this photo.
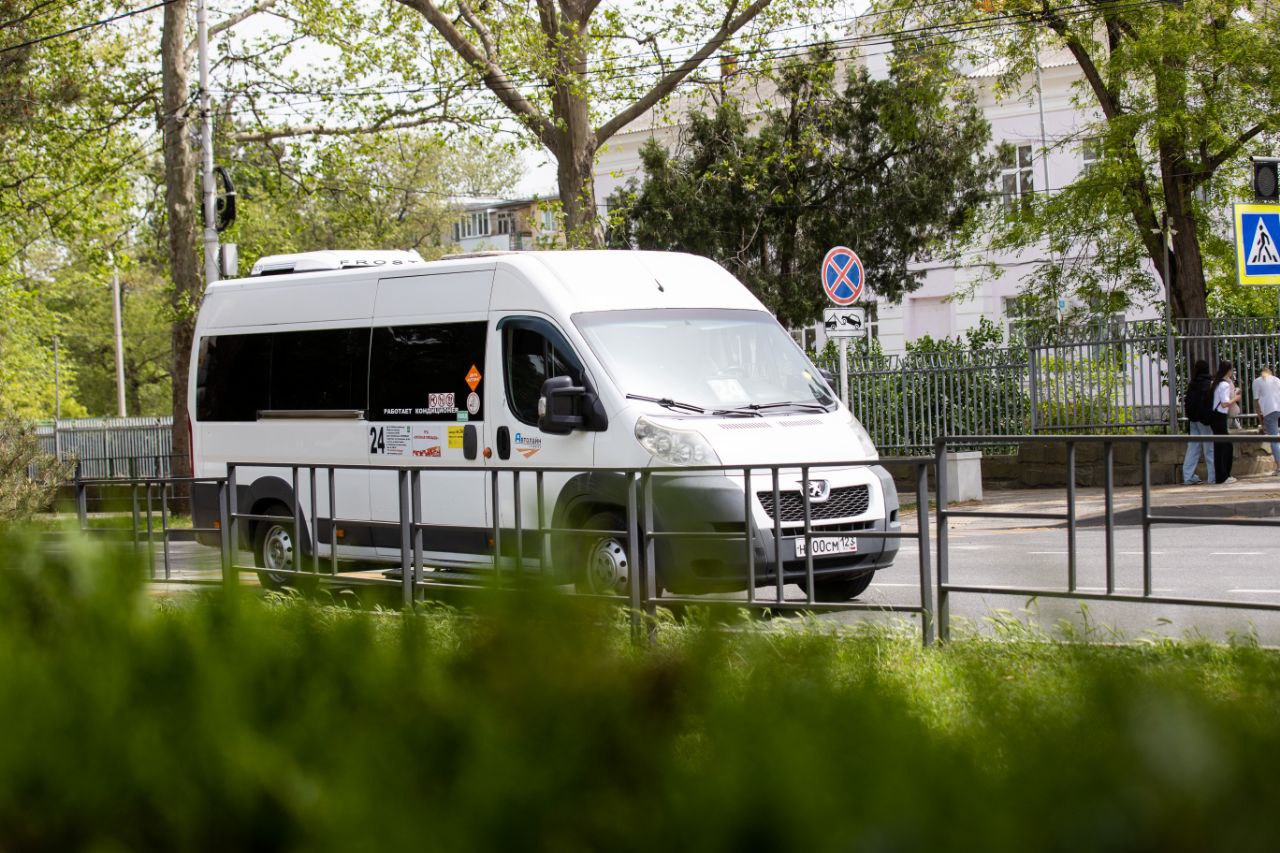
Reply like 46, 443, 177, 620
634, 416, 721, 466
846, 412, 879, 459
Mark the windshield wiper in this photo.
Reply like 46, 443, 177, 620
626, 393, 708, 414
717, 400, 832, 415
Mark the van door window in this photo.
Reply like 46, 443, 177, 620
504, 325, 582, 426
369, 322, 486, 421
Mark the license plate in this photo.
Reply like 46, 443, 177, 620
794, 536, 858, 558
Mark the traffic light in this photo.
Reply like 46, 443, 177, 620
1253, 157, 1279, 203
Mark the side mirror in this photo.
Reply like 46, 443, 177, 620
538, 376, 587, 434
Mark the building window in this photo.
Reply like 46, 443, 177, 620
1003, 295, 1032, 343
1081, 137, 1102, 170
1000, 144, 1034, 208
541, 209, 556, 232
497, 215, 510, 235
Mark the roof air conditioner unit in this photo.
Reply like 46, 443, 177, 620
248, 250, 426, 277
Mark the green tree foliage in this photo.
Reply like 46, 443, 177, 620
389, 0, 830, 245
0, 414, 71, 522
607, 46, 996, 326
223, 131, 522, 267
871, 0, 1280, 320
0, 1, 145, 418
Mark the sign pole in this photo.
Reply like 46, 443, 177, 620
820, 244, 865, 411
838, 339, 848, 407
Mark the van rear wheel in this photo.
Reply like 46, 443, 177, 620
252, 503, 314, 592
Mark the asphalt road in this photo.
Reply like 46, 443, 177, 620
131, 511, 1280, 644
853, 515, 1280, 644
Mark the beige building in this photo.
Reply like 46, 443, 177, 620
449, 197, 563, 252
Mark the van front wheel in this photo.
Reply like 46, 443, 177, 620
801, 570, 874, 602
575, 511, 631, 597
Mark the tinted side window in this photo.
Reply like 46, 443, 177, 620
504, 326, 582, 425
196, 334, 270, 421
270, 328, 369, 411
369, 322, 486, 421
196, 328, 370, 421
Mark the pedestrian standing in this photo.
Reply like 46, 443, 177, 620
1181, 359, 1215, 485
1210, 360, 1240, 485
1252, 365, 1280, 476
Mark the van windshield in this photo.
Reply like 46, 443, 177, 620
573, 308, 836, 413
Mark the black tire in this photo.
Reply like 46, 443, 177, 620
803, 569, 875, 602
252, 503, 313, 592
574, 511, 632, 596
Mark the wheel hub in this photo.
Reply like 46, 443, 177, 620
264, 524, 294, 573
588, 536, 629, 595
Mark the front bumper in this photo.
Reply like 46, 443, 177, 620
650, 466, 900, 594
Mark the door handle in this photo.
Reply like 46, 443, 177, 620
463, 424, 478, 460
496, 426, 511, 460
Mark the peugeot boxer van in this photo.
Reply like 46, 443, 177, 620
190, 249, 898, 600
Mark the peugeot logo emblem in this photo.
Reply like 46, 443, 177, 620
807, 480, 831, 502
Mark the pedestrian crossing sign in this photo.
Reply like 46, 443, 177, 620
1234, 203, 1280, 286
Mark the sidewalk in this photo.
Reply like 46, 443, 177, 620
948, 470, 1280, 530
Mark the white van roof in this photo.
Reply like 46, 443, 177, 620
207, 250, 766, 327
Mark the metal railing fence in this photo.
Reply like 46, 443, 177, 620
70, 473, 226, 583
835, 317, 1280, 455
72, 458, 938, 646
933, 433, 1280, 642
38, 417, 173, 479
845, 348, 1029, 456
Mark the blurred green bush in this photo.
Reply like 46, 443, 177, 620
1, 530, 1280, 851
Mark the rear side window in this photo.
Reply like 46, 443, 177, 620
196, 328, 370, 421
368, 322, 486, 421
270, 328, 369, 411
197, 334, 270, 421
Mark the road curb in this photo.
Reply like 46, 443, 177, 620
1077, 499, 1280, 527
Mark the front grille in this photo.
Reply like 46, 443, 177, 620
757, 485, 870, 523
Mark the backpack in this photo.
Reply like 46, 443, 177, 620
1184, 377, 1210, 423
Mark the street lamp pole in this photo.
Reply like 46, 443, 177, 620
1162, 212, 1178, 433
197, 0, 218, 287
110, 251, 127, 417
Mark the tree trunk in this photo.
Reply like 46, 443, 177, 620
161, 0, 198, 483
1166, 186, 1208, 321
547, 19, 601, 249
553, 132, 602, 247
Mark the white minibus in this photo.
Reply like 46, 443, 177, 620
189, 249, 899, 600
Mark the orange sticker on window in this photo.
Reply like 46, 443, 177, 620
465, 364, 482, 391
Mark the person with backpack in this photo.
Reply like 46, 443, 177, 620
1181, 359, 1215, 485
1210, 359, 1241, 485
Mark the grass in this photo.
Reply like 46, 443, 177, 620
2, 528, 1280, 850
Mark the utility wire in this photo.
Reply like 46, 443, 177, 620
0, 0, 175, 55
211, 0, 1164, 104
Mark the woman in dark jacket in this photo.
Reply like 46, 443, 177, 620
1181, 360, 1215, 484
1209, 360, 1241, 485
